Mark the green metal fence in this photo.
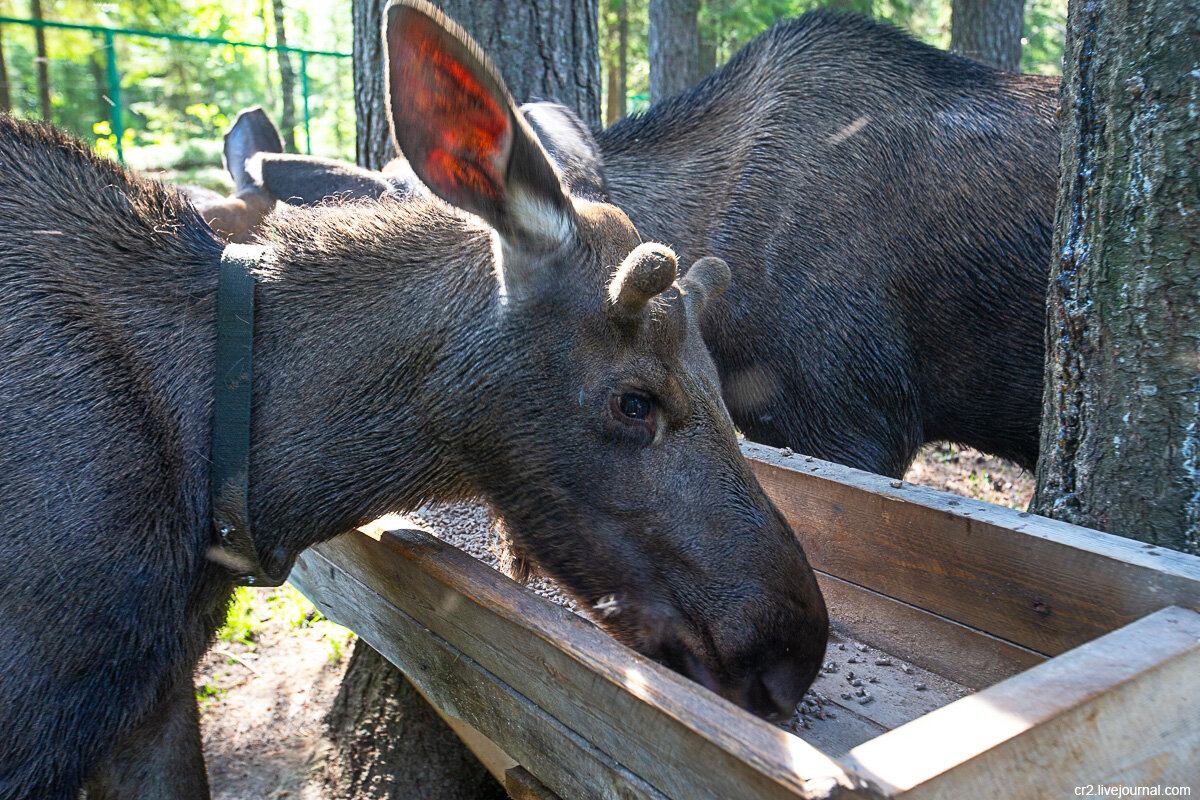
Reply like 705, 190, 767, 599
0, 16, 351, 163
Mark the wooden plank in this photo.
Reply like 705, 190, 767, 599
843, 606, 1200, 798
506, 766, 564, 800
297, 528, 886, 800
289, 549, 670, 800
743, 440, 1200, 656
426, 695, 519, 784
815, 572, 1045, 690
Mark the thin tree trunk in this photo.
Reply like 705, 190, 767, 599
697, 28, 715, 78
606, 53, 622, 126
261, 0, 275, 110
617, 0, 628, 114
604, 0, 628, 126
320, 644, 505, 800
648, 0, 699, 102
272, 0, 298, 153
88, 38, 108, 126
30, 0, 50, 121
338, 2, 603, 797
1031, 0, 1200, 554
0, 22, 11, 112
950, 0, 1025, 71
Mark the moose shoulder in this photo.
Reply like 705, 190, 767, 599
0, 3, 826, 798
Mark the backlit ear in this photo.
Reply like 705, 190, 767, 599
383, 0, 574, 256
223, 107, 283, 194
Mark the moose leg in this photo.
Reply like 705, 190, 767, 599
85, 673, 210, 800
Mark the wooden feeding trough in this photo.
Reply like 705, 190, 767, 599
290, 440, 1200, 799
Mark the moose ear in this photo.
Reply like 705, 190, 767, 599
256, 154, 397, 205
223, 107, 283, 193
383, 0, 574, 258
520, 102, 607, 199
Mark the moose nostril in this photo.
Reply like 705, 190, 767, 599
752, 658, 813, 721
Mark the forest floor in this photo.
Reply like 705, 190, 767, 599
196, 444, 1034, 799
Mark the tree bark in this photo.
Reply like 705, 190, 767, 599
353, 0, 394, 170
617, 0, 628, 115
88, 39, 108, 127
30, 0, 51, 121
950, 0, 1025, 72
648, 0, 699, 102
272, 0, 298, 153
320, 643, 505, 800
336, 3, 603, 796
605, 0, 629, 126
1030, 0, 1200, 554
0, 22, 11, 112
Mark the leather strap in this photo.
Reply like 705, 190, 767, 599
210, 244, 288, 587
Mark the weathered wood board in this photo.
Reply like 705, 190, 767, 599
290, 442, 1200, 799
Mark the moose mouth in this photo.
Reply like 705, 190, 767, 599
585, 595, 815, 722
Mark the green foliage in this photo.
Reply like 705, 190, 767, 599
219, 585, 259, 646
216, 583, 354, 664
0, 0, 353, 170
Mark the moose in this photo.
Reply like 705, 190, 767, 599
0, 2, 828, 797
226, 11, 1061, 478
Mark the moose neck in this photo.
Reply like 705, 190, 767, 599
240, 200, 505, 569
596, 50, 761, 256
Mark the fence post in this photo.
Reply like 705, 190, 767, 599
300, 50, 310, 155
103, 28, 123, 162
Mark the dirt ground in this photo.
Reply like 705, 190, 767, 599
196, 445, 1034, 798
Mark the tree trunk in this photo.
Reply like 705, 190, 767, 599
1030, 0, 1200, 554
272, 0, 298, 153
950, 0, 1025, 72
260, 0, 276, 110
336, 3, 603, 797
0, 22, 11, 112
617, 0, 628, 114
605, 0, 629, 126
320, 643, 506, 800
648, 0, 699, 102
30, 0, 51, 121
353, 0, 393, 170
87, 40, 108, 127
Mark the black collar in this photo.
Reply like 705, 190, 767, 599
209, 244, 288, 587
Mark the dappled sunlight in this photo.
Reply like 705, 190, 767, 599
827, 115, 871, 145
845, 692, 1032, 791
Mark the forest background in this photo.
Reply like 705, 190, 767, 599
0, 0, 1066, 180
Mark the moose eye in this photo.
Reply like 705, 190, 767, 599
619, 393, 651, 420
616, 392, 655, 422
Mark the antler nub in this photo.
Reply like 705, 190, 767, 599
679, 256, 731, 316
608, 243, 678, 320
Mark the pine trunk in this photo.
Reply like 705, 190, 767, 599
1030, 0, 1200, 554
0, 22, 11, 112
648, 0, 699, 102
333, 2, 604, 796
949, 0, 1025, 72
30, 0, 50, 121
604, 0, 628, 126
272, 0, 298, 153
